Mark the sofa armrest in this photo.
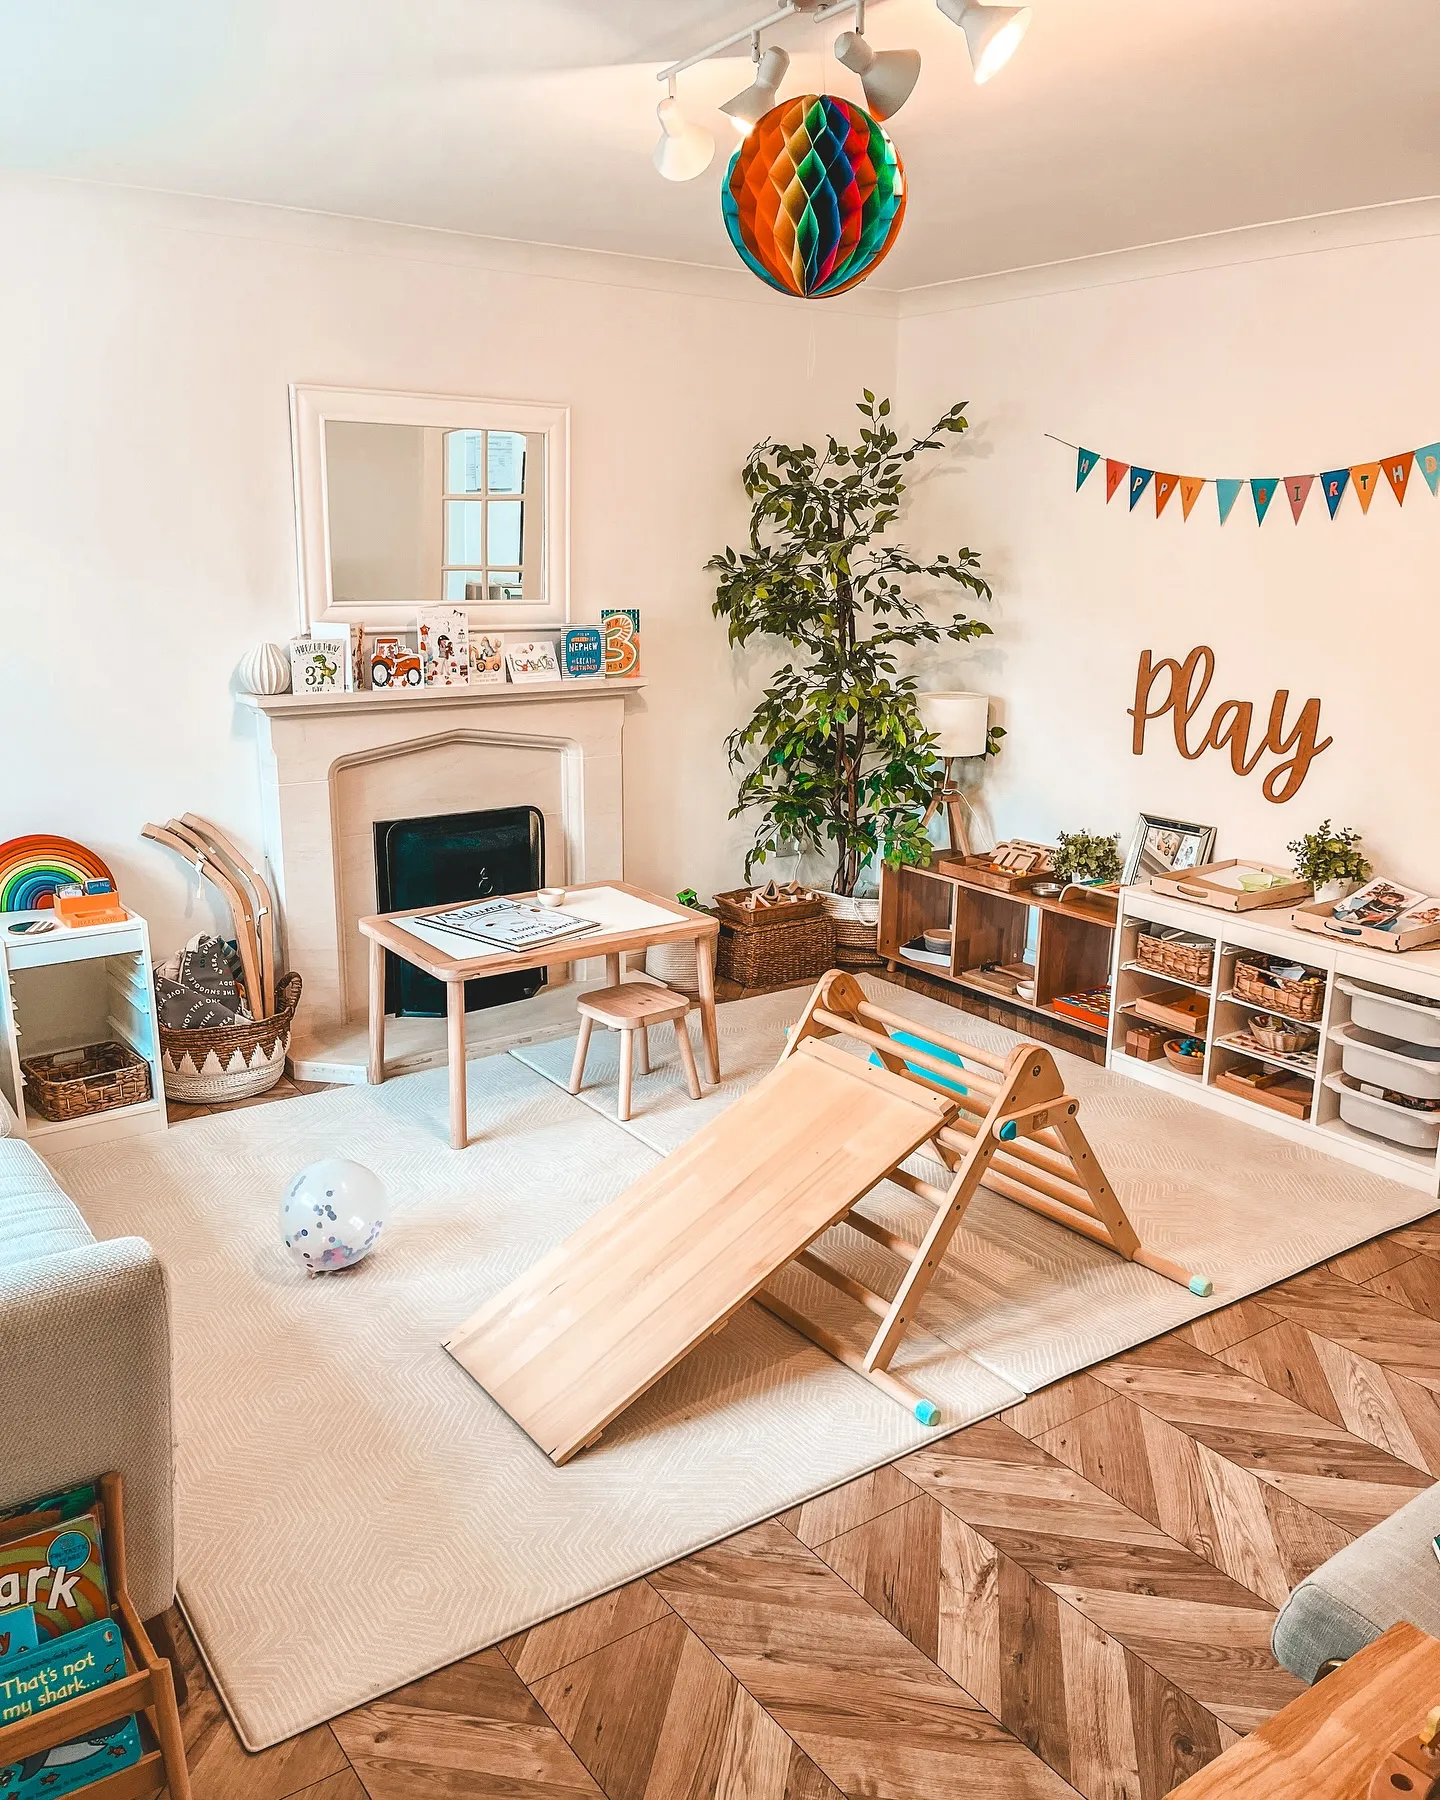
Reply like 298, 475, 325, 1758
0, 1237, 175, 1621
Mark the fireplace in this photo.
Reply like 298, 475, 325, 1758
374, 805, 545, 1017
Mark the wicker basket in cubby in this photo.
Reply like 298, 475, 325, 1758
22, 1041, 152, 1122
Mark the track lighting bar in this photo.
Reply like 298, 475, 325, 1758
656, 0, 860, 85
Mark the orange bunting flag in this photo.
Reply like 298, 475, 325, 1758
1284, 475, 1314, 523
1178, 475, 1205, 520
1350, 462, 1382, 513
1105, 458, 1128, 503
1153, 472, 1178, 517
1383, 451, 1414, 505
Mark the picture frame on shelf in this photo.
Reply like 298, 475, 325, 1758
1122, 814, 1216, 887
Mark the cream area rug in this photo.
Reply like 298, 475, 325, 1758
46, 978, 1437, 1749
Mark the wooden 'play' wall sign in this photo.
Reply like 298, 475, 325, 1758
1129, 646, 1332, 803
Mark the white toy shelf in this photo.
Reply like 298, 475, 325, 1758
1108, 886, 1440, 1194
0, 910, 168, 1150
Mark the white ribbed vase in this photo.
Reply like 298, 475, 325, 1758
237, 642, 293, 695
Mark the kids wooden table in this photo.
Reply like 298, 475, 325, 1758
358, 882, 720, 1149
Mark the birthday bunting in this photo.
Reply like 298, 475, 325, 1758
1052, 433, 1440, 522
1285, 474, 1314, 522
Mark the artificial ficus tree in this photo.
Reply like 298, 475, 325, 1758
710, 392, 999, 896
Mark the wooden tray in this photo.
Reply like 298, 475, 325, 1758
1150, 860, 1312, 913
1293, 898, 1440, 954
1134, 990, 1210, 1033
939, 854, 1046, 893
960, 960, 1034, 996
1214, 1067, 1313, 1119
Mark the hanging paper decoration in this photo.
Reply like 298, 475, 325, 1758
1383, 451, 1414, 505
1350, 463, 1381, 512
1320, 468, 1349, 517
722, 96, 904, 299
1048, 432, 1440, 522
1251, 477, 1278, 524
0, 835, 114, 912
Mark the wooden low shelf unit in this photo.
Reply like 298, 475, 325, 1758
0, 1473, 191, 1800
879, 861, 1116, 1040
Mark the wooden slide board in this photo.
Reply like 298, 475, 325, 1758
445, 1035, 956, 1464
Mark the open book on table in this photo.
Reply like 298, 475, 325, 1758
415, 898, 599, 951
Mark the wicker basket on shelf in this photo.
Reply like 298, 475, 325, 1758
1248, 1015, 1315, 1055
22, 1041, 152, 1122
158, 971, 302, 1103
1232, 956, 1324, 1022
1136, 929, 1214, 986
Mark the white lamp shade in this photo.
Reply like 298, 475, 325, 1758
834, 32, 922, 119
653, 97, 715, 180
917, 690, 990, 757
936, 1, 1032, 84
721, 46, 791, 134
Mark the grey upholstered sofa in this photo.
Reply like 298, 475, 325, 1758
0, 1118, 176, 1638
1274, 1484, 1440, 1681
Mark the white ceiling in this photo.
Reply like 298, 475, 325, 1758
1, 0, 1437, 289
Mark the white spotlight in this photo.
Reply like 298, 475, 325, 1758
653, 88, 715, 181
833, 31, 921, 120
721, 44, 791, 136
935, 1, 1032, 84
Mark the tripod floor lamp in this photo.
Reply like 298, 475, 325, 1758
917, 690, 990, 857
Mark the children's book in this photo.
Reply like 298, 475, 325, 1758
416, 898, 597, 951
0, 1619, 141, 1799
0, 1609, 40, 1666
0, 1514, 109, 1640
1333, 878, 1428, 932
417, 607, 470, 688
0, 1487, 96, 1537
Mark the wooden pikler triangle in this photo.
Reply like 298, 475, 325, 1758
448, 971, 1210, 1463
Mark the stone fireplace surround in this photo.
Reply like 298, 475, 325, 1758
239, 680, 637, 1080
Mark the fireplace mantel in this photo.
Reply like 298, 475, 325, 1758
238, 678, 645, 720
243, 678, 633, 1080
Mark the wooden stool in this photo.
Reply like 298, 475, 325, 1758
570, 982, 703, 1122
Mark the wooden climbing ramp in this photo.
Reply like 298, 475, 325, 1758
447, 970, 1210, 1463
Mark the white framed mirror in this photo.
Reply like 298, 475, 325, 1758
289, 384, 569, 632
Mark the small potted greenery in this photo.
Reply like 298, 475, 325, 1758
1052, 829, 1123, 887
1288, 820, 1372, 904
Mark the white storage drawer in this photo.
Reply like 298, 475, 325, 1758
1323, 1072, 1440, 1150
1337, 978, 1440, 1048
1334, 1023, 1440, 1101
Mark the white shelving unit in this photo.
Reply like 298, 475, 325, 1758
1107, 886, 1440, 1193
0, 911, 168, 1150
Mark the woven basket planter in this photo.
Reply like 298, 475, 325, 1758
825, 895, 883, 970
159, 972, 302, 1103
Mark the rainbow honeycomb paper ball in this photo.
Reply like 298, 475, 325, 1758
722, 94, 906, 300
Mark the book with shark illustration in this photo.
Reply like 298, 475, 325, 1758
0, 1618, 142, 1797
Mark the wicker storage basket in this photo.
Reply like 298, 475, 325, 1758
1248, 1014, 1315, 1055
1233, 956, 1325, 1022
713, 885, 828, 928
826, 896, 883, 970
717, 913, 837, 988
1136, 929, 1214, 986
22, 1041, 152, 1122
159, 971, 302, 1103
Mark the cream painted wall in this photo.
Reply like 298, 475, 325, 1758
0, 175, 896, 954
898, 215, 1440, 890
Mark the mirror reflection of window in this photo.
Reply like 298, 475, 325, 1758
324, 419, 545, 609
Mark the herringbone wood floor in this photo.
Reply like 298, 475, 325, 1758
161, 979, 1440, 1799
